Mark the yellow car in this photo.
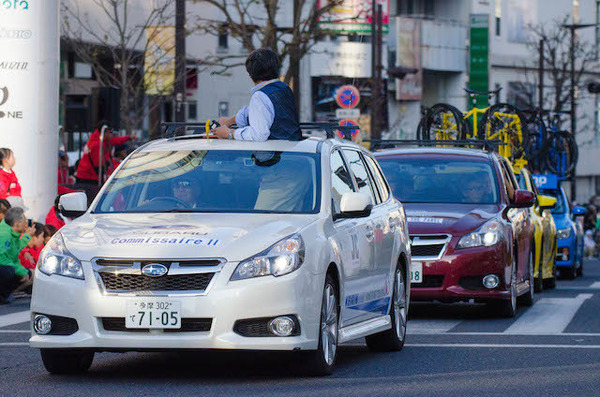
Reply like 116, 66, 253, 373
516, 168, 558, 290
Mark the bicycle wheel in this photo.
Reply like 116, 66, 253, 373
544, 131, 578, 177
480, 103, 529, 159
423, 103, 466, 141
521, 110, 547, 163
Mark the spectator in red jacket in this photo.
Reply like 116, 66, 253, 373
75, 120, 136, 202
19, 222, 44, 270
45, 196, 67, 230
0, 148, 21, 199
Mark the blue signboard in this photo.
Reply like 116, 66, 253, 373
532, 174, 559, 190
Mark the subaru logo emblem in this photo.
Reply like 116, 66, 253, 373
141, 263, 168, 277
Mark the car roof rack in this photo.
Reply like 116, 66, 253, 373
160, 122, 358, 140
366, 139, 506, 152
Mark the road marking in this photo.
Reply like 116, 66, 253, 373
0, 343, 28, 347
405, 343, 600, 349
407, 320, 461, 334
0, 311, 29, 328
503, 294, 592, 335
557, 284, 600, 290
407, 332, 600, 336
590, 282, 600, 289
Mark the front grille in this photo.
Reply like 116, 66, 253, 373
234, 316, 301, 337
95, 259, 222, 267
410, 234, 451, 259
101, 317, 212, 333
411, 275, 444, 288
98, 272, 214, 292
412, 244, 445, 257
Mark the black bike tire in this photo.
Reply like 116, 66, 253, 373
543, 131, 575, 176
423, 103, 466, 141
521, 110, 547, 161
479, 103, 529, 159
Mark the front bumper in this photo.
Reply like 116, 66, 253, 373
555, 238, 576, 268
410, 242, 512, 302
29, 262, 322, 351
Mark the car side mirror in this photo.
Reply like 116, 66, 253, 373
334, 192, 373, 220
510, 190, 536, 208
59, 192, 88, 219
572, 206, 586, 217
537, 195, 557, 211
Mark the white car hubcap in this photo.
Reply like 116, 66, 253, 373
321, 284, 338, 366
393, 270, 407, 341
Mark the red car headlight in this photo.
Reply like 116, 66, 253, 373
457, 219, 503, 249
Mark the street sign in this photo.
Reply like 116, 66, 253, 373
335, 85, 360, 109
335, 108, 360, 119
532, 174, 559, 190
469, 14, 489, 109
338, 119, 360, 140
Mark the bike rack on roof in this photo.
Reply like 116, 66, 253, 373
366, 139, 507, 152
160, 122, 358, 140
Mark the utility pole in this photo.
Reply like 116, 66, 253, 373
174, 0, 186, 125
538, 39, 544, 112
370, 1, 383, 141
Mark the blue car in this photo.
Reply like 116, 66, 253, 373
539, 186, 585, 279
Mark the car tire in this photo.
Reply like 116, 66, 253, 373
534, 240, 543, 293
366, 265, 407, 352
565, 263, 577, 280
519, 247, 535, 306
493, 259, 517, 318
304, 273, 339, 376
577, 258, 583, 277
544, 261, 557, 290
40, 349, 94, 374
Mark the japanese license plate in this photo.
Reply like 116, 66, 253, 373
410, 262, 423, 284
125, 299, 181, 329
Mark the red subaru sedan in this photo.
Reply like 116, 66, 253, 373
374, 148, 536, 317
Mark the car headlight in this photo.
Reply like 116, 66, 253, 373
231, 234, 304, 281
38, 233, 84, 280
557, 228, 572, 239
457, 219, 503, 249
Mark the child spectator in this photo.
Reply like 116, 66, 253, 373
0, 148, 21, 199
58, 151, 74, 186
43, 224, 58, 245
0, 198, 10, 221
19, 222, 44, 270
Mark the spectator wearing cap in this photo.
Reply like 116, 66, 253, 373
0, 148, 21, 200
0, 207, 35, 303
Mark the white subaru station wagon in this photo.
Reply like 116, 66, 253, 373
30, 134, 410, 375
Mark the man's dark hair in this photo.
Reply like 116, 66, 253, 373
32, 222, 44, 237
43, 224, 58, 239
4, 207, 25, 227
245, 48, 280, 83
95, 119, 112, 132
0, 198, 10, 214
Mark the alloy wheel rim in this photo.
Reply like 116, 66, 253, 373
321, 284, 338, 366
393, 270, 407, 341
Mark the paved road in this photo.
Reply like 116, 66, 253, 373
1, 259, 600, 396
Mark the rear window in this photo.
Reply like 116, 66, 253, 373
377, 157, 500, 204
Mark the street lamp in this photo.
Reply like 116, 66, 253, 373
562, 22, 600, 198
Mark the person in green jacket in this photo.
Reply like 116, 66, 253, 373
0, 207, 35, 303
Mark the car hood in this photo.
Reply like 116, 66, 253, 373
552, 212, 573, 230
60, 212, 319, 262
403, 203, 501, 235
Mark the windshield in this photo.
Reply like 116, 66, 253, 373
540, 189, 566, 214
377, 157, 499, 204
517, 173, 528, 190
93, 150, 320, 214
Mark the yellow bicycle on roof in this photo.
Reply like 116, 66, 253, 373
417, 88, 528, 161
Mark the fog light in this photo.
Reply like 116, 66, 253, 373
483, 274, 499, 289
34, 314, 52, 335
269, 316, 295, 336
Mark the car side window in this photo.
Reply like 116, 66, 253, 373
343, 149, 379, 205
499, 161, 516, 202
330, 150, 355, 214
363, 154, 390, 202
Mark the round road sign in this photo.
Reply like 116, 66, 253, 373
335, 85, 360, 109
338, 119, 360, 140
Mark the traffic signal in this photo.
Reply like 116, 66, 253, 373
587, 81, 600, 93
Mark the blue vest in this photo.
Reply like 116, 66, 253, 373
259, 81, 301, 141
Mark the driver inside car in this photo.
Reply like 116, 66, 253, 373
172, 179, 199, 208
462, 173, 493, 204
